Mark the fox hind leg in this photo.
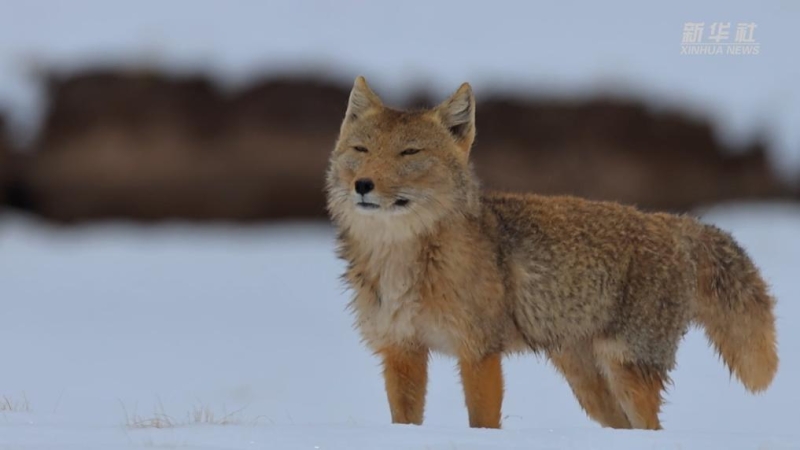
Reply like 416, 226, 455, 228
549, 343, 632, 429
598, 356, 666, 430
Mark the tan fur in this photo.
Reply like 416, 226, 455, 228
380, 346, 429, 425
459, 354, 504, 428
549, 341, 631, 428
326, 77, 779, 430
599, 356, 666, 430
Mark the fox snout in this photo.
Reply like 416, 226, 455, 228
348, 175, 413, 213
352, 177, 383, 211
354, 178, 375, 195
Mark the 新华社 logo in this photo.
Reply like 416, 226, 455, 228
681, 22, 760, 56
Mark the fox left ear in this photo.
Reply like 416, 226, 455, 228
436, 83, 476, 152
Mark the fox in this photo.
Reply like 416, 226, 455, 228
325, 76, 778, 430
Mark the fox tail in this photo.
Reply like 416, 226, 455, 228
693, 224, 778, 393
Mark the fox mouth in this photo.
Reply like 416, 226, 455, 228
356, 201, 380, 210
354, 197, 410, 211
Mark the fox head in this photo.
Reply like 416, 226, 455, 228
326, 76, 481, 241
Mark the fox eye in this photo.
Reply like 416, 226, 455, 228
400, 148, 421, 156
353, 146, 369, 153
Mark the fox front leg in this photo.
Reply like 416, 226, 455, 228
380, 346, 429, 425
459, 353, 504, 428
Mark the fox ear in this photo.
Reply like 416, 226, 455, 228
345, 76, 382, 121
436, 83, 476, 151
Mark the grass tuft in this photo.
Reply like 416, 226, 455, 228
120, 399, 249, 429
0, 393, 31, 413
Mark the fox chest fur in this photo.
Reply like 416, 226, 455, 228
346, 240, 456, 354
342, 229, 516, 358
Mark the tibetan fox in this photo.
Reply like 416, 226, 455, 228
325, 77, 778, 430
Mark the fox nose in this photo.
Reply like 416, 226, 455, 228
354, 178, 375, 195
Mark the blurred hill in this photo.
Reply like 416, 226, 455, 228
0, 117, 7, 207
0, 69, 796, 222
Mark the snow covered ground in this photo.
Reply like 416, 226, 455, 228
1, 203, 798, 448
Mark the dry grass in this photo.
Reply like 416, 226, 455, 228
120, 400, 250, 429
0, 393, 31, 413
188, 403, 245, 426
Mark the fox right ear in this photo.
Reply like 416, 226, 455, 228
345, 76, 382, 121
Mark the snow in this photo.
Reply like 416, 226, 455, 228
0, 202, 799, 448
0, 1, 799, 177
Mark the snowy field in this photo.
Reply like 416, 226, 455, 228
1, 203, 798, 449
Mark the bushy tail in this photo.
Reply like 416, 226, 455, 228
694, 224, 778, 393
